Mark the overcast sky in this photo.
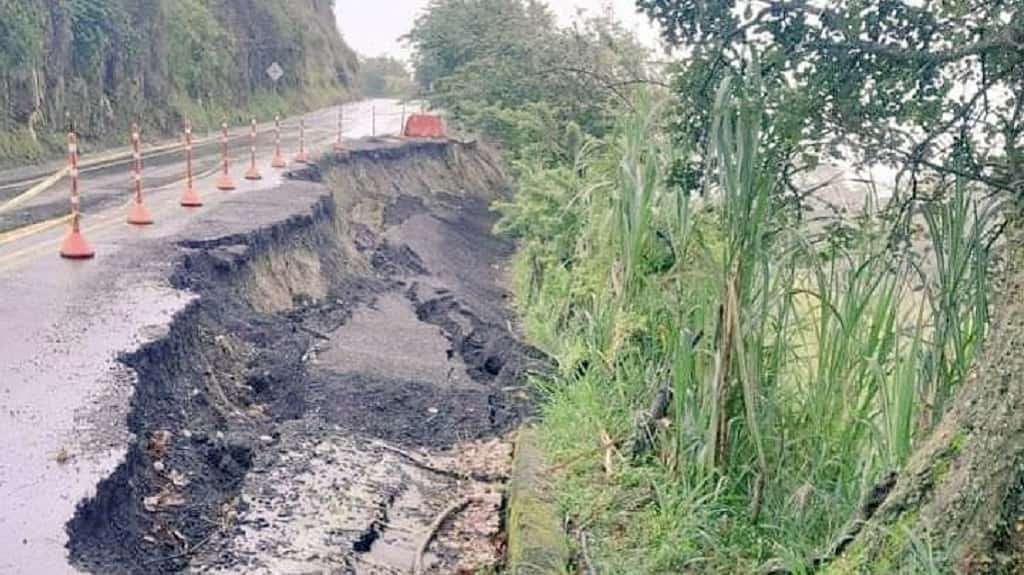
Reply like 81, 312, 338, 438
334, 0, 659, 60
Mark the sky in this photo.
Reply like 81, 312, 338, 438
334, 0, 660, 61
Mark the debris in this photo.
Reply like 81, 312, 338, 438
143, 488, 187, 512
56, 448, 71, 465
414, 497, 480, 575
168, 470, 189, 488
148, 430, 172, 459
374, 441, 507, 483
601, 431, 617, 478
580, 530, 598, 575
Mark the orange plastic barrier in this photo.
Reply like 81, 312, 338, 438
59, 131, 95, 259
403, 114, 446, 138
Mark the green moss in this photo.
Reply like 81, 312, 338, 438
930, 429, 968, 486
826, 510, 950, 574
506, 429, 571, 575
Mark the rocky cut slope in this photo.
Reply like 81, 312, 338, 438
0, 0, 358, 162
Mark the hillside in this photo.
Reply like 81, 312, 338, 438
0, 0, 358, 163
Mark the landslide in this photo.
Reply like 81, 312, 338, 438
0, 0, 358, 164
65, 139, 540, 573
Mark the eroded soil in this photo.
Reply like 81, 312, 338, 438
65, 141, 544, 574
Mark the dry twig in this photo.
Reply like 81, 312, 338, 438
374, 441, 507, 483
413, 496, 479, 574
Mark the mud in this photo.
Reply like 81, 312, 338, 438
65, 139, 544, 573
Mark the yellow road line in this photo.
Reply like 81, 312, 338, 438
0, 210, 126, 268
0, 136, 220, 215
0, 168, 70, 214
0, 131, 337, 269
0, 160, 234, 268
0, 215, 71, 245
0, 114, 330, 216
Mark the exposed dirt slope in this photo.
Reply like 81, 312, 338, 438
66, 139, 544, 574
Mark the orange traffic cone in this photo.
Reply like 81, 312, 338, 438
181, 187, 202, 207
127, 202, 153, 225
60, 131, 95, 259
294, 118, 309, 164
60, 229, 94, 259
127, 125, 154, 225
180, 123, 202, 207
216, 121, 236, 191
244, 119, 262, 180
271, 116, 287, 169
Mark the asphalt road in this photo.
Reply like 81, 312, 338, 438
0, 99, 409, 574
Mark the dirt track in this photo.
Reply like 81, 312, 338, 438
54, 139, 543, 574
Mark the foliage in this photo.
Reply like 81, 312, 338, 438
405, 0, 655, 161
164, 0, 236, 102
637, 0, 1024, 199
418, 1, 1004, 571
495, 77, 996, 571
0, 0, 358, 163
0, 0, 44, 70
357, 56, 415, 98
69, 0, 133, 76
918, 179, 1000, 424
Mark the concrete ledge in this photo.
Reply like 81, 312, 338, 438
507, 428, 571, 575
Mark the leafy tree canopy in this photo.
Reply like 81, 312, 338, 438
406, 0, 655, 160
637, 0, 1024, 197
357, 56, 415, 98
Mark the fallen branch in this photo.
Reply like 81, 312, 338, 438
414, 496, 479, 574
549, 434, 625, 474
629, 383, 673, 459
819, 470, 899, 562
601, 431, 617, 477
374, 441, 507, 483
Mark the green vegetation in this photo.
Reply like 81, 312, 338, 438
496, 79, 996, 573
636, 0, 1024, 198
356, 56, 415, 99
406, 0, 651, 162
408, 0, 1013, 572
0, 0, 357, 164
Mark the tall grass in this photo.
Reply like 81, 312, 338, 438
498, 76, 997, 572
920, 178, 999, 424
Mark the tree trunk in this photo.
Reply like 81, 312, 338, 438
825, 234, 1024, 574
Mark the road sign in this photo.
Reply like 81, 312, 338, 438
266, 62, 284, 83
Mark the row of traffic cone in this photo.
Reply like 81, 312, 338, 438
61, 112, 333, 259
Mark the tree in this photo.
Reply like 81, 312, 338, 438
357, 56, 414, 98
638, 1, 1024, 571
406, 0, 655, 159
638, 0, 1024, 199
